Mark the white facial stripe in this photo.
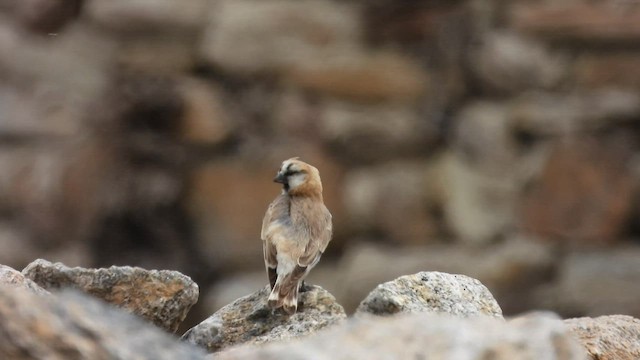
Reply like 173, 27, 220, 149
287, 173, 306, 189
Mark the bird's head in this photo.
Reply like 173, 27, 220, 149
274, 157, 323, 197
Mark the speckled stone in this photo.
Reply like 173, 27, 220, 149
0, 264, 49, 295
0, 287, 205, 359
22, 259, 199, 333
565, 315, 640, 360
182, 284, 345, 353
356, 271, 503, 318
215, 312, 586, 360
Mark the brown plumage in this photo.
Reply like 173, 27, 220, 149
261, 158, 332, 314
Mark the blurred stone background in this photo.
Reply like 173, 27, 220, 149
1, 0, 640, 330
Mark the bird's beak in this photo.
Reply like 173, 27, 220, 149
273, 172, 286, 184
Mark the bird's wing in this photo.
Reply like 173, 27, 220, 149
261, 200, 279, 269
263, 236, 277, 269
261, 201, 275, 241
297, 206, 332, 267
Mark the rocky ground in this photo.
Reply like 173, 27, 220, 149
2, 259, 640, 359
1, 0, 640, 340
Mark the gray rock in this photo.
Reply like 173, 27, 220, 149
14, 0, 82, 34
342, 159, 445, 244
0, 286, 205, 360
320, 100, 436, 163
470, 31, 568, 94
182, 284, 346, 353
521, 137, 634, 245
22, 259, 199, 333
0, 264, 49, 295
509, 89, 640, 136
287, 50, 428, 104
356, 271, 503, 318
336, 237, 555, 313
216, 312, 586, 360
447, 102, 550, 244
565, 315, 640, 360
86, 0, 209, 33
199, 0, 360, 75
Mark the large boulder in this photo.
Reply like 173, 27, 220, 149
183, 284, 345, 353
22, 259, 198, 333
565, 315, 640, 360
216, 312, 586, 359
356, 271, 503, 318
0, 287, 205, 359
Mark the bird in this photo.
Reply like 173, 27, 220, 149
261, 157, 333, 314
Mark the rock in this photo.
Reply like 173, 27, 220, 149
22, 259, 199, 333
336, 237, 555, 314
575, 53, 640, 90
511, 2, 640, 43
522, 137, 634, 245
0, 264, 49, 295
86, 0, 209, 33
0, 287, 205, 359
203, 264, 339, 315
363, 1, 472, 46
0, 42, 105, 137
509, 90, 640, 136
445, 102, 550, 244
216, 312, 586, 360
0, 141, 114, 252
101, 71, 185, 136
288, 50, 428, 104
15, 0, 83, 34
199, 0, 361, 75
452, 101, 518, 172
565, 315, 640, 360
443, 151, 520, 244
0, 22, 112, 110
360, 2, 471, 107
320, 99, 436, 163
535, 248, 640, 318
356, 271, 503, 318
470, 31, 567, 94
115, 34, 200, 73
342, 159, 445, 245
182, 284, 346, 353
178, 77, 233, 146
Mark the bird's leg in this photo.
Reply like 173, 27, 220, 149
299, 280, 312, 293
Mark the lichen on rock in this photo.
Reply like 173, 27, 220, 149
182, 284, 345, 353
356, 271, 503, 318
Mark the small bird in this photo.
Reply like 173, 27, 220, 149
261, 158, 333, 314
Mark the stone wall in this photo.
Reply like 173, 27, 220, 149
1, 0, 640, 326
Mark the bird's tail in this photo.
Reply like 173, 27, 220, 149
267, 265, 307, 314
267, 279, 299, 314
